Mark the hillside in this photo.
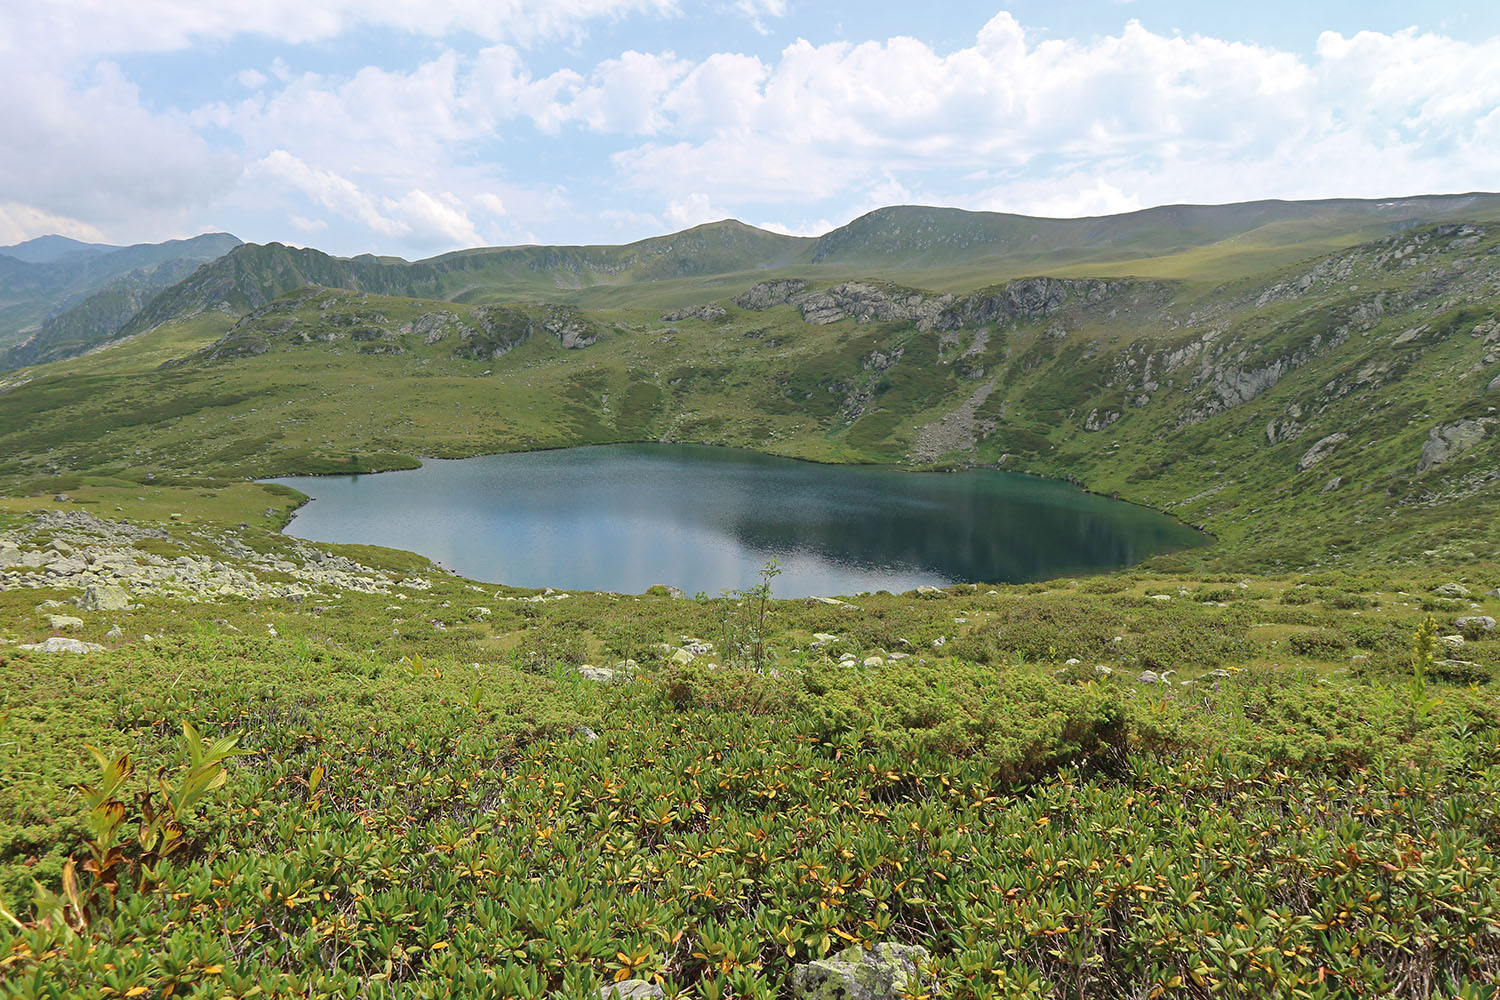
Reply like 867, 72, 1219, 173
0, 232, 242, 358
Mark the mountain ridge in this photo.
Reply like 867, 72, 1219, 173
36, 191, 1492, 367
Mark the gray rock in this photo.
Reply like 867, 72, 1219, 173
1489, 371, 1500, 392
914, 585, 942, 596
44, 614, 84, 630
790, 943, 928, 1000
576, 665, 618, 683
76, 583, 131, 611
1320, 476, 1343, 494
734, 279, 807, 310
1297, 433, 1348, 471
1420, 418, 1494, 472
106, 625, 124, 639
660, 304, 726, 322
1456, 615, 1496, 633
598, 982, 663, 1000
1435, 582, 1472, 598
1084, 408, 1122, 432
20, 636, 103, 654
1138, 670, 1161, 684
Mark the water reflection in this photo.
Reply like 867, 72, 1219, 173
268, 444, 1205, 597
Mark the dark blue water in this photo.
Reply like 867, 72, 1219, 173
269, 444, 1205, 597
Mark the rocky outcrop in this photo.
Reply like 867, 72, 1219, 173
1297, 433, 1349, 472
733, 276, 1160, 333
402, 311, 460, 345
1085, 408, 1122, 432
1420, 419, 1494, 472
734, 279, 807, 310
660, 304, 726, 322
790, 943, 928, 1000
792, 281, 953, 327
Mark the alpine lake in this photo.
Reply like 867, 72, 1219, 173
268, 443, 1207, 598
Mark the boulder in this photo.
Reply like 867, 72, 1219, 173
598, 982, 663, 1000
76, 583, 131, 612
790, 943, 928, 1000
20, 637, 104, 654
1434, 582, 1472, 598
44, 614, 84, 630
576, 665, 619, 683
1455, 615, 1496, 634
1419, 419, 1494, 472
1296, 433, 1348, 471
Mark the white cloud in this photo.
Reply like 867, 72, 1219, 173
0, 202, 108, 245
248, 151, 482, 248
13, 0, 682, 56
237, 68, 268, 89
597, 16, 1500, 220
734, 0, 787, 36
0, 60, 237, 239
665, 193, 719, 229
289, 214, 328, 233
756, 217, 834, 237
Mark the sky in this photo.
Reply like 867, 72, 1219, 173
2, 1, 1498, 258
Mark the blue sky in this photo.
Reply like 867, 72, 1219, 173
3, 1, 1498, 257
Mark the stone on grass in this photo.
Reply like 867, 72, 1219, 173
76, 583, 131, 612
21, 637, 103, 654
1456, 615, 1496, 633
790, 943, 928, 1000
1434, 582, 1472, 598
597, 981, 663, 1000
44, 614, 84, 630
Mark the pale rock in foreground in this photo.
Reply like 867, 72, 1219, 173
76, 583, 131, 611
597, 981, 663, 1000
21, 637, 104, 654
790, 943, 928, 1000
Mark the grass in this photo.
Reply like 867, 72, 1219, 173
2, 539, 1499, 996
